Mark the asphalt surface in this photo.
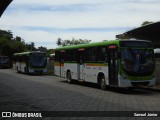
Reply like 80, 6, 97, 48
0, 69, 160, 120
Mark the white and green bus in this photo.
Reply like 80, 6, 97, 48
54, 39, 156, 89
13, 51, 47, 74
154, 48, 160, 60
154, 48, 160, 81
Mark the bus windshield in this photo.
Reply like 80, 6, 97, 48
121, 48, 154, 76
0, 57, 9, 64
30, 53, 46, 67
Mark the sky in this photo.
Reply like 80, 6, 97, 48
0, 0, 160, 49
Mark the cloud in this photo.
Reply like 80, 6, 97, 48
12, 0, 102, 5
3, 0, 159, 28
0, 0, 160, 49
1, 25, 125, 49
8, 3, 97, 13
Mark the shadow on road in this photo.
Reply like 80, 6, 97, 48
61, 80, 160, 95
15, 71, 48, 76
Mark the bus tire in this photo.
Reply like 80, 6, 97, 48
67, 71, 72, 84
100, 76, 106, 90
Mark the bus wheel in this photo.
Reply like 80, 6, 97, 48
67, 71, 72, 84
100, 76, 106, 90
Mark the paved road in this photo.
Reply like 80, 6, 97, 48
0, 69, 160, 120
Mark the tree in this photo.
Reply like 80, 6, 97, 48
0, 29, 27, 59
0, 36, 27, 60
56, 38, 62, 46
0, 29, 13, 40
0, 37, 11, 56
141, 21, 153, 26
14, 36, 21, 42
25, 42, 36, 51
56, 38, 92, 46
46, 49, 55, 57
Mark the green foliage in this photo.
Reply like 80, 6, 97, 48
141, 21, 154, 26
46, 49, 55, 57
56, 38, 92, 46
56, 38, 62, 46
0, 29, 28, 59
25, 42, 36, 51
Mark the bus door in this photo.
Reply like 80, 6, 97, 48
78, 48, 85, 80
60, 50, 65, 77
108, 45, 118, 86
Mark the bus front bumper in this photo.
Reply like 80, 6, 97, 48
119, 76, 156, 87
29, 68, 47, 74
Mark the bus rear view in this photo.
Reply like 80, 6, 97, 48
0, 56, 10, 68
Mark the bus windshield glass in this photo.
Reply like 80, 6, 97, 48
0, 57, 9, 64
121, 48, 154, 76
30, 53, 46, 67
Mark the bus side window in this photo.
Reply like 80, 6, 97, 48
17, 56, 20, 62
64, 49, 76, 62
77, 49, 85, 64
155, 53, 159, 58
55, 51, 61, 62
21, 55, 23, 61
97, 46, 107, 62
13, 56, 16, 62
73, 49, 77, 62
85, 47, 98, 62
84, 48, 88, 61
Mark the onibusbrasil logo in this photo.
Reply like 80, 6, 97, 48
2, 112, 42, 118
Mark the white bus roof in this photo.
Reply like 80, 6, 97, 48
154, 48, 160, 53
50, 54, 55, 57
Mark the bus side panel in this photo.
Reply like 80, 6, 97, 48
13, 62, 16, 70
84, 63, 109, 84
20, 62, 26, 73
54, 62, 61, 76
61, 63, 65, 77
16, 62, 20, 71
83, 64, 96, 83
64, 63, 78, 80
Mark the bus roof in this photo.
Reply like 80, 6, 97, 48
154, 48, 160, 53
55, 40, 119, 50
55, 39, 151, 51
14, 51, 45, 56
